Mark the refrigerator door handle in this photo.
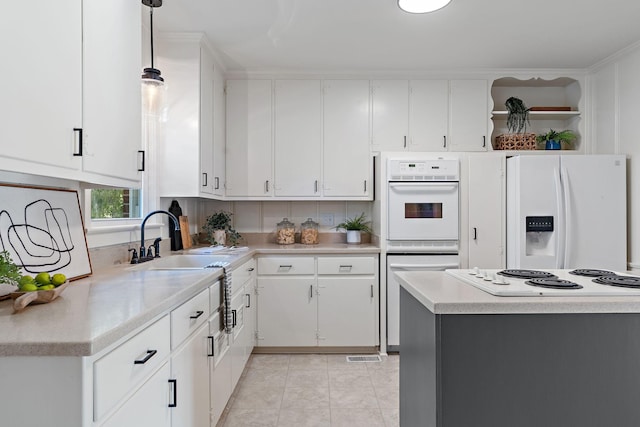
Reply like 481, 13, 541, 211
554, 167, 566, 269
561, 167, 572, 269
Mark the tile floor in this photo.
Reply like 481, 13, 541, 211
216, 353, 399, 427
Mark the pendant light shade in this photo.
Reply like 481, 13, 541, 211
141, 0, 166, 116
398, 0, 452, 13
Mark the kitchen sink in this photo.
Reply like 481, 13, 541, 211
128, 254, 233, 270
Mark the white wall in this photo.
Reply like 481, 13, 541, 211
589, 41, 640, 270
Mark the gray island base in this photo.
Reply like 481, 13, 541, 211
398, 271, 640, 427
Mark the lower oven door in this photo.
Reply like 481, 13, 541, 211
386, 254, 459, 351
387, 181, 459, 241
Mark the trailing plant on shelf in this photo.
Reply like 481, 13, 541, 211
202, 211, 242, 246
505, 96, 531, 134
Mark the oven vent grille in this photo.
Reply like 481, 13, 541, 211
346, 355, 382, 363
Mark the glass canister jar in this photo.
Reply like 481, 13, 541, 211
300, 217, 319, 245
276, 217, 296, 245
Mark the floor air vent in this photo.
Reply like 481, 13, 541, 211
346, 355, 382, 363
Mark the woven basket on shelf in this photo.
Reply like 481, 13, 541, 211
494, 133, 537, 150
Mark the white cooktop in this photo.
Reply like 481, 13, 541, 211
446, 269, 640, 297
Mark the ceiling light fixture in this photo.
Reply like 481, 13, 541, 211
141, 0, 165, 115
398, 0, 452, 13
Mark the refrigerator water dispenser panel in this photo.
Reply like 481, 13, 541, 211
526, 216, 554, 232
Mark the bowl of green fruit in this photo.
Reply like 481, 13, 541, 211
10, 272, 69, 312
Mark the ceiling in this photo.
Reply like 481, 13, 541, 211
153, 0, 640, 73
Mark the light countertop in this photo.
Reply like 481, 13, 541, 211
396, 271, 640, 314
0, 243, 379, 357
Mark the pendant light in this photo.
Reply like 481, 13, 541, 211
398, 0, 452, 13
141, 0, 165, 116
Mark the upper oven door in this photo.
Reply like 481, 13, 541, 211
388, 182, 459, 241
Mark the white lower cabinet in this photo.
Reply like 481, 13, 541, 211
170, 322, 210, 427
317, 277, 376, 347
257, 276, 318, 346
256, 255, 379, 348
102, 362, 172, 427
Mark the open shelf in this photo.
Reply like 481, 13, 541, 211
492, 110, 581, 120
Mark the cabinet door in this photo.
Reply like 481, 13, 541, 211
226, 80, 273, 197
102, 362, 171, 427
467, 155, 505, 268
230, 289, 247, 388
200, 47, 215, 195
371, 80, 409, 151
317, 277, 376, 347
170, 322, 210, 427
449, 80, 489, 152
274, 80, 322, 196
0, 0, 82, 176
323, 80, 371, 198
244, 276, 257, 358
210, 335, 232, 426
409, 80, 449, 152
82, 0, 141, 184
212, 63, 226, 197
256, 277, 317, 346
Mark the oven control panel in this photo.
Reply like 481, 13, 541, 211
387, 159, 459, 181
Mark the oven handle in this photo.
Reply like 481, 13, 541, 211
389, 263, 459, 270
389, 182, 458, 191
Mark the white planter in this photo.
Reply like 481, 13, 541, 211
346, 230, 361, 244
213, 229, 226, 246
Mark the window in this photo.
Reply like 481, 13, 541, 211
91, 189, 142, 219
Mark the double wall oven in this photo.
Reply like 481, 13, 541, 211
386, 158, 460, 351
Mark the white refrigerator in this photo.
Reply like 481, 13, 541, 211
506, 155, 627, 271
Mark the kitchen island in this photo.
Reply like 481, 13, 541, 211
396, 270, 640, 427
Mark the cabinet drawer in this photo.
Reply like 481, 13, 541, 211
257, 257, 315, 275
94, 315, 170, 421
232, 258, 256, 291
317, 257, 376, 275
209, 280, 222, 314
171, 288, 210, 349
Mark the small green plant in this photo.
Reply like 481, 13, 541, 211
536, 129, 577, 146
505, 97, 531, 134
0, 251, 22, 285
202, 211, 242, 246
334, 212, 372, 233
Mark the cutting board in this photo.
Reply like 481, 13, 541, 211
179, 216, 192, 249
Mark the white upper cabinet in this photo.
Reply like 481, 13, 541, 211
156, 36, 224, 199
449, 79, 489, 151
82, 0, 142, 183
409, 80, 449, 151
0, 0, 141, 187
371, 80, 410, 151
225, 80, 273, 197
322, 80, 371, 198
273, 80, 322, 197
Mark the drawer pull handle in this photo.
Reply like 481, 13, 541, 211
339, 265, 353, 269
207, 336, 215, 357
279, 265, 292, 269
168, 379, 177, 408
190, 310, 204, 320
134, 349, 157, 365
232, 309, 237, 327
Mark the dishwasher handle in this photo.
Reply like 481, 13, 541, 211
389, 263, 459, 270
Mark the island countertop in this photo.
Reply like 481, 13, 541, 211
395, 270, 640, 314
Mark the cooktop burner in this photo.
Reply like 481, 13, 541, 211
498, 269, 557, 280
525, 278, 584, 290
569, 269, 616, 277
593, 275, 640, 288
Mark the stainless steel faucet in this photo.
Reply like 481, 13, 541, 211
137, 210, 180, 262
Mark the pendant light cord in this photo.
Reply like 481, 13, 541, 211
149, 7, 155, 69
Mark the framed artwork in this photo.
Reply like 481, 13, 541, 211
0, 184, 92, 281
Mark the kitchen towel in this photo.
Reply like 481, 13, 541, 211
211, 262, 233, 334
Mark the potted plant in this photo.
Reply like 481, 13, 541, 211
334, 212, 372, 244
536, 129, 577, 150
0, 251, 21, 286
494, 97, 536, 150
202, 211, 242, 246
